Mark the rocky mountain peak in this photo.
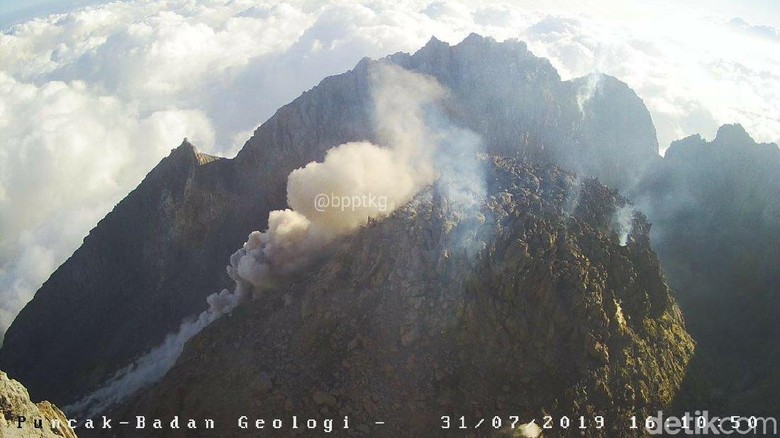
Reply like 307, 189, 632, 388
0, 136, 237, 404
458, 32, 532, 57
0, 34, 675, 411
664, 122, 779, 164
633, 121, 780, 415
124, 156, 693, 437
165, 138, 221, 170
714, 123, 753, 146
420, 34, 449, 50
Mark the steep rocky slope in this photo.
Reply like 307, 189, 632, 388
0, 34, 661, 407
634, 124, 780, 415
1, 371, 76, 438
382, 35, 660, 189
0, 141, 255, 405
123, 156, 694, 437
233, 34, 659, 196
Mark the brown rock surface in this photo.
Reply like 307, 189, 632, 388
0, 34, 667, 412
1, 371, 76, 438
122, 156, 694, 437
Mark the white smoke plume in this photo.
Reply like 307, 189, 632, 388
563, 177, 583, 216
228, 63, 446, 296
576, 72, 603, 115
66, 63, 478, 417
613, 204, 636, 246
517, 420, 543, 438
433, 126, 487, 209
63, 288, 242, 418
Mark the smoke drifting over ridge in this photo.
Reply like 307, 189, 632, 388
66, 63, 485, 417
576, 72, 603, 115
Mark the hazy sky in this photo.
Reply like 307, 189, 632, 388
0, 0, 108, 28
0, 0, 778, 340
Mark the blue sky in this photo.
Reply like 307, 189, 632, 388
3, 0, 779, 30
0, 0, 108, 29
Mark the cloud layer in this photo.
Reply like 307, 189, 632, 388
1, 0, 779, 340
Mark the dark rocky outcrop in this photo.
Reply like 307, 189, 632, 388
0, 34, 662, 407
1, 371, 77, 438
123, 156, 693, 437
388, 35, 659, 189
0, 141, 256, 405
634, 124, 780, 415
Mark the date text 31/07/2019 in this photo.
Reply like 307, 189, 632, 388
440, 415, 605, 431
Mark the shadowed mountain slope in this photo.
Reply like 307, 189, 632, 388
0, 34, 661, 407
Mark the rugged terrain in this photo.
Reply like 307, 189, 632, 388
634, 124, 780, 415
0, 32, 777, 434
1, 371, 77, 438
123, 156, 694, 437
0, 34, 660, 407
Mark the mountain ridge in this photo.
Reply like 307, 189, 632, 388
121, 155, 694, 437
635, 122, 780, 415
0, 34, 665, 407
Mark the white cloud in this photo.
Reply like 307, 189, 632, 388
1, 0, 778, 340
0, 69, 215, 340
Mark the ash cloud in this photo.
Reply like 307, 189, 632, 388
229, 64, 448, 296
67, 63, 484, 416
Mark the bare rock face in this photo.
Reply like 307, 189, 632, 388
389, 34, 660, 189
634, 124, 780, 415
0, 140, 256, 405
1, 371, 76, 438
0, 34, 665, 408
123, 157, 693, 437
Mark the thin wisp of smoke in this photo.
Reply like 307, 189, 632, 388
576, 72, 603, 115
63, 294, 239, 418
613, 204, 636, 246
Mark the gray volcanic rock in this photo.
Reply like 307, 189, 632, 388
389, 35, 660, 189
634, 124, 780, 415
0, 34, 665, 407
0, 141, 255, 405
123, 156, 693, 437
1, 371, 77, 438
571, 74, 661, 188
